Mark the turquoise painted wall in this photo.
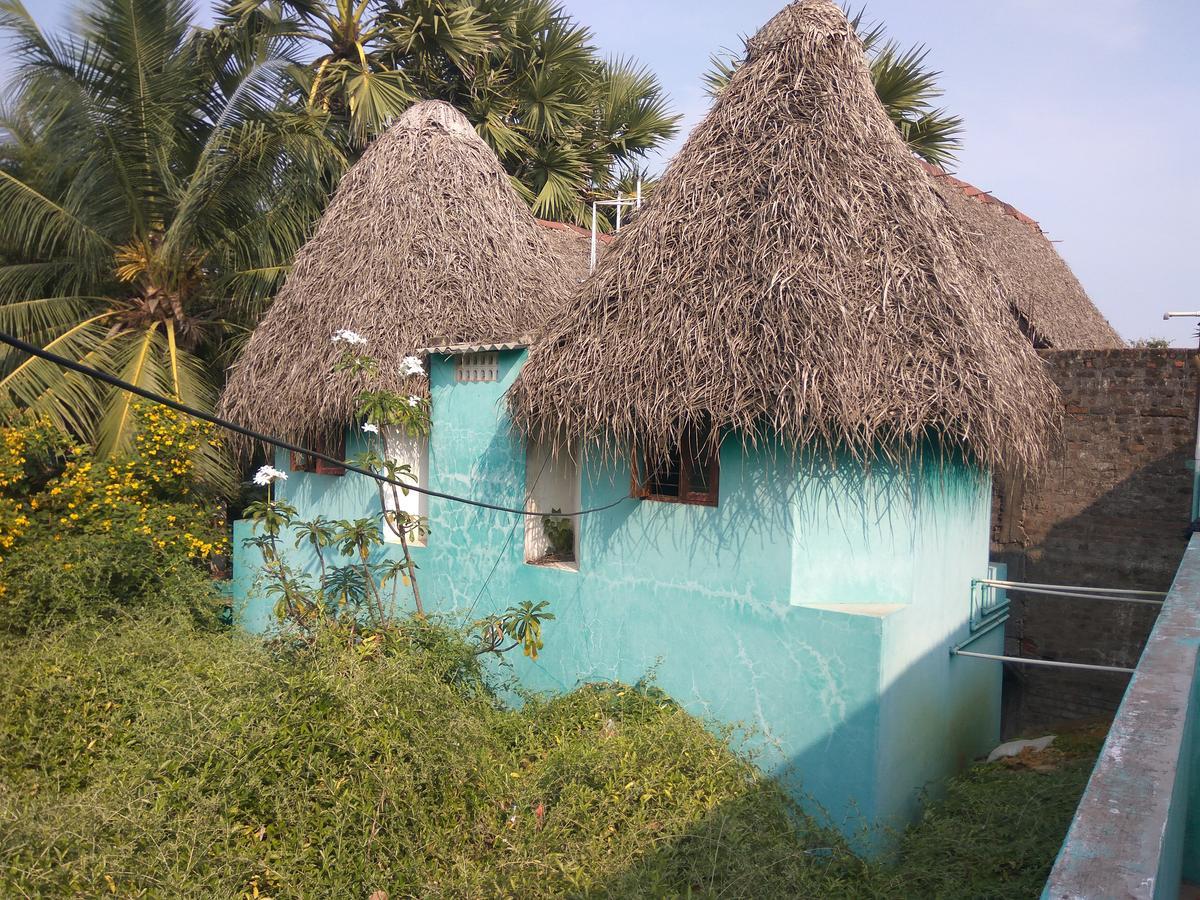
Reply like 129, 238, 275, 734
233, 349, 1001, 843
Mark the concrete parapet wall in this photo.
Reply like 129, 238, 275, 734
1044, 535, 1200, 899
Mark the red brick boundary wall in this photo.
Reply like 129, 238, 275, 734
992, 348, 1198, 734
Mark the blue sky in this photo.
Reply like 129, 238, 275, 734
7, 0, 1200, 344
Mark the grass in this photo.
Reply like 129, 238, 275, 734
0, 608, 1105, 898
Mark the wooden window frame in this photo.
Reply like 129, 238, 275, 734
289, 429, 346, 477
632, 428, 720, 507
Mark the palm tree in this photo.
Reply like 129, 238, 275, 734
224, 0, 470, 149
703, 7, 963, 166
241, 0, 678, 224
0, 0, 345, 483
398, 1, 678, 224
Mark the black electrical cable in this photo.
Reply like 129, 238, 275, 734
0, 331, 631, 519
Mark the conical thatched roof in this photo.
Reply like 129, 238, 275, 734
220, 101, 576, 447
508, 0, 1060, 475
923, 163, 1124, 350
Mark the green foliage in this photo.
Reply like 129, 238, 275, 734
475, 598, 555, 660
0, 611, 850, 897
0, 596, 1104, 897
703, 6, 963, 166
541, 506, 574, 558
874, 723, 1108, 898
1130, 337, 1170, 349
235, 0, 679, 225
0, 407, 226, 634
0, 530, 222, 636
0, 0, 345, 477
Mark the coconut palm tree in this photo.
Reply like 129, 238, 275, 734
703, 8, 963, 166
0, 0, 345, 483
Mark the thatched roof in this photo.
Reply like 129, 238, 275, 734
508, 0, 1060, 475
535, 219, 611, 286
924, 163, 1124, 350
219, 101, 577, 447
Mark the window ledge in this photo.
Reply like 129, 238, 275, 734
526, 556, 578, 573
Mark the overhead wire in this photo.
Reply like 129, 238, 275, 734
0, 331, 631, 519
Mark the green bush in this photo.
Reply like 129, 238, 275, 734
0, 408, 226, 634
0, 605, 1105, 898
0, 611, 864, 898
0, 528, 222, 634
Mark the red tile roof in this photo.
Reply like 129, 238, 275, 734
919, 161, 1042, 231
535, 218, 614, 244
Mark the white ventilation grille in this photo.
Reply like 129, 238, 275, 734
455, 352, 499, 383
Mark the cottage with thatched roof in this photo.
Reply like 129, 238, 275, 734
229, 3, 1063, 847
219, 100, 583, 453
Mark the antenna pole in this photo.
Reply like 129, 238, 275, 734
590, 201, 598, 272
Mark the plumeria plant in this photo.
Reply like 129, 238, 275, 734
334, 333, 431, 618
241, 331, 554, 658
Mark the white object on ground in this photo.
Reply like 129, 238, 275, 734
987, 735, 1056, 763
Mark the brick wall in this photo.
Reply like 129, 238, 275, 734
993, 349, 1198, 734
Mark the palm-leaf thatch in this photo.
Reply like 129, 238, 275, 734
535, 219, 612, 286
219, 101, 576, 448
508, 0, 1061, 476
922, 163, 1124, 350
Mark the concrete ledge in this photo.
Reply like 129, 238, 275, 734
793, 603, 906, 618
1043, 535, 1200, 899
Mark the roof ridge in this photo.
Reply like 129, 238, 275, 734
535, 218, 615, 244
920, 161, 1043, 233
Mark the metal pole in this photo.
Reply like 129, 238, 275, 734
953, 649, 1135, 675
1162, 311, 1200, 522
590, 201, 597, 272
636, 178, 642, 209
953, 613, 1009, 654
615, 190, 623, 232
975, 578, 1166, 597
979, 587, 1163, 606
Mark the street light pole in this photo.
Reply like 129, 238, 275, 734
1163, 312, 1200, 527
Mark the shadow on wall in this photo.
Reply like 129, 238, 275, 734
582, 435, 974, 587
588, 631, 1004, 893
995, 446, 1191, 736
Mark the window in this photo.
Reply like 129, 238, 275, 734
525, 437, 580, 568
381, 425, 428, 547
290, 429, 346, 476
633, 426, 720, 507
455, 352, 499, 383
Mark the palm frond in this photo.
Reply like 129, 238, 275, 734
0, 313, 117, 438
0, 170, 113, 260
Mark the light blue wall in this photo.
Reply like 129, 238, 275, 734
233, 349, 1000, 843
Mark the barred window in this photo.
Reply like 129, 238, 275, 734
455, 352, 499, 383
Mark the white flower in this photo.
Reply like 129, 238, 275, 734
362, 422, 379, 434
331, 329, 368, 347
253, 464, 288, 486
401, 355, 424, 376
406, 395, 420, 407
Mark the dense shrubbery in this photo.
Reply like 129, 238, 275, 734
0, 609, 870, 898
0, 406, 1101, 896
0, 409, 226, 634
0, 598, 1105, 898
